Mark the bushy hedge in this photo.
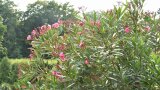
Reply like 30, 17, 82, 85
16, 0, 160, 89
0, 57, 18, 89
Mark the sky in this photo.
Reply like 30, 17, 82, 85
12, 0, 160, 12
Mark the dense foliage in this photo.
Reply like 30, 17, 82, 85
0, 0, 21, 58
0, 57, 18, 89
0, 16, 7, 58
0, 0, 160, 89
14, 0, 160, 89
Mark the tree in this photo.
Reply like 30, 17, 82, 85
19, 0, 78, 57
0, 16, 7, 58
0, 0, 22, 58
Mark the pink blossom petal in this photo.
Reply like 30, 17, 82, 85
59, 52, 65, 62
96, 20, 101, 28
145, 26, 151, 32
27, 35, 32, 40
52, 23, 59, 28
124, 27, 130, 33
85, 58, 89, 65
31, 30, 37, 36
41, 25, 47, 30
79, 41, 85, 48
47, 25, 52, 30
79, 21, 84, 26
29, 54, 34, 60
52, 71, 57, 76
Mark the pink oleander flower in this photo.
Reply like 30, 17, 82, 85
85, 58, 89, 65
59, 52, 65, 62
96, 20, 101, 28
52, 23, 59, 28
145, 26, 151, 32
52, 71, 61, 76
29, 54, 34, 60
31, 30, 37, 36
52, 71, 62, 78
79, 41, 85, 48
41, 25, 47, 30
47, 25, 51, 30
52, 71, 64, 81
79, 21, 84, 26
124, 26, 131, 33
27, 35, 32, 40
39, 29, 45, 35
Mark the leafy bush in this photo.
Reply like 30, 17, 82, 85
10, 63, 18, 83
18, 0, 160, 89
0, 57, 19, 89
0, 57, 10, 84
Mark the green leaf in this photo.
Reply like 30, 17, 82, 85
58, 26, 64, 36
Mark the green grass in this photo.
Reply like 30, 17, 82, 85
8, 58, 57, 64
9, 58, 29, 64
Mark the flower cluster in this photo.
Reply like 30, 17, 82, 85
52, 71, 64, 81
27, 22, 62, 41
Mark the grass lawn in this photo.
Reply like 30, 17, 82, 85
8, 58, 29, 64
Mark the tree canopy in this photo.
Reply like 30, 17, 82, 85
0, 16, 7, 58
0, 0, 22, 58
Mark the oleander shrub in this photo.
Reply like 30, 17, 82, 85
16, 0, 160, 89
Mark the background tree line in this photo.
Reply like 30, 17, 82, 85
0, 0, 77, 58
